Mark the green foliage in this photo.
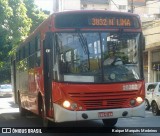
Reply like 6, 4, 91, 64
23, 0, 49, 33
0, 0, 49, 83
8, 0, 32, 46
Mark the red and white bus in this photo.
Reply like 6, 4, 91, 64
11, 10, 145, 127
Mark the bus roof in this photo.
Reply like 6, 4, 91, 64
17, 10, 141, 50
53, 10, 140, 17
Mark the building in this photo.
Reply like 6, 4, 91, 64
143, 20, 160, 83
81, 0, 109, 10
128, 0, 146, 18
53, 0, 128, 12
109, 0, 128, 12
53, 0, 81, 12
142, 0, 160, 83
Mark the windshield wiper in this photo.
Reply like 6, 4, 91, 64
78, 33, 90, 70
78, 33, 88, 54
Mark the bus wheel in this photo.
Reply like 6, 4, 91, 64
145, 99, 150, 110
41, 101, 49, 127
18, 93, 26, 116
152, 102, 160, 116
102, 118, 118, 127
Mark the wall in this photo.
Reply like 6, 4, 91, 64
54, 0, 81, 12
146, 1, 160, 15
82, 4, 109, 10
110, 0, 128, 12
143, 20, 160, 82
143, 21, 160, 49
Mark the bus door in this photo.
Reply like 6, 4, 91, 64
43, 32, 54, 117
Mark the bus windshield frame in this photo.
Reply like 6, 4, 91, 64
52, 31, 143, 83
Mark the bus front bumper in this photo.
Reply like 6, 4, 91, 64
53, 102, 145, 123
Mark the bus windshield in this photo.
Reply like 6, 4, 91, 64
54, 32, 142, 83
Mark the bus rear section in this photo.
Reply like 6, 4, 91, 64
12, 10, 145, 127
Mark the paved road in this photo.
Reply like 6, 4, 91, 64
0, 97, 160, 136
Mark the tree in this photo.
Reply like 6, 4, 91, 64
23, 0, 49, 33
0, 0, 32, 83
0, 0, 49, 83
0, 0, 13, 41
8, 0, 32, 47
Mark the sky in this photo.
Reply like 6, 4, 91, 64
34, 0, 53, 13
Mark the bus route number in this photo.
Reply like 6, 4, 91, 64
91, 18, 131, 27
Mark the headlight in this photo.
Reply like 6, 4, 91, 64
136, 97, 143, 104
62, 100, 82, 110
63, 100, 71, 108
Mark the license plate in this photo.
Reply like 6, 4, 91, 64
98, 112, 113, 118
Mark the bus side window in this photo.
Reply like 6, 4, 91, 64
25, 43, 30, 58
28, 40, 35, 69
24, 43, 29, 69
30, 38, 36, 54
16, 51, 20, 62
36, 51, 41, 67
35, 35, 41, 67
36, 35, 41, 50
29, 55, 35, 68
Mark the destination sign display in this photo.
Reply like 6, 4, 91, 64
89, 18, 132, 27
55, 12, 140, 29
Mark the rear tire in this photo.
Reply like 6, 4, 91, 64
18, 93, 27, 116
102, 118, 118, 127
152, 102, 160, 116
145, 99, 150, 110
40, 100, 50, 127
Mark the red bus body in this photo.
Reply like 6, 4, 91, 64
11, 10, 145, 126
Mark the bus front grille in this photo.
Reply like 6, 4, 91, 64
79, 98, 128, 110
68, 91, 137, 110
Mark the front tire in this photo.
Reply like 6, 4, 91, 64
102, 118, 118, 127
145, 99, 150, 110
152, 102, 160, 116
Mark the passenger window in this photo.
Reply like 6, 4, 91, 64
30, 38, 36, 54
25, 43, 30, 57
16, 51, 20, 62
28, 54, 35, 68
36, 51, 41, 67
36, 35, 41, 51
